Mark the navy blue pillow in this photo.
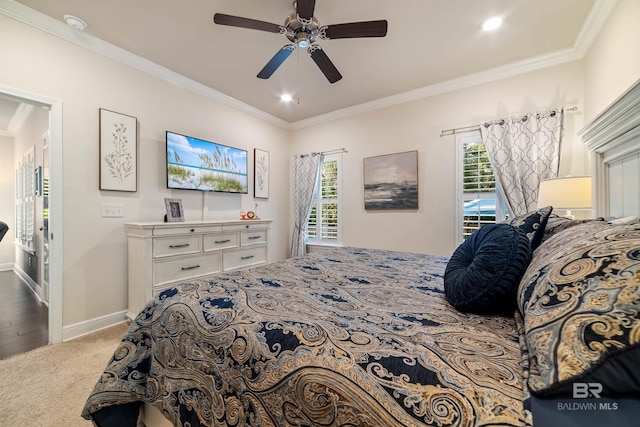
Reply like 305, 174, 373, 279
444, 224, 532, 315
504, 206, 553, 250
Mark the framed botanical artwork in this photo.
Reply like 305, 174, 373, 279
164, 198, 185, 222
363, 150, 418, 210
254, 148, 269, 199
99, 108, 137, 191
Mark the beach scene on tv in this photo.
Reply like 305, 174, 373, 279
167, 132, 248, 193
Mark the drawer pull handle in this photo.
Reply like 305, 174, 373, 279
248, 236, 261, 240
169, 243, 190, 249
181, 265, 200, 271
241, 255, 255, 260
215, 239, 231, 244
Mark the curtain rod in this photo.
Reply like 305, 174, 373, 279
439, 106, 578, 137
295, 148, 348, 158
321, 148, 348, 155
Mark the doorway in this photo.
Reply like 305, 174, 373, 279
0, 85, 63, 345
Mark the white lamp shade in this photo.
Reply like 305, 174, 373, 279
537, 176, 592, 209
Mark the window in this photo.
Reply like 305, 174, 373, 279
305, 154, 342, 245
456, 133, 508, 242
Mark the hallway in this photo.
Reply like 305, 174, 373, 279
0, 270, 48, 359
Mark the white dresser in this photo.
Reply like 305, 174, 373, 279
126, 219, 272, 319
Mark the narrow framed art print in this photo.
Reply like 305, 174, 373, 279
164, 198, 185, 222
254, 148, 269, 199
99, 108, 137, 191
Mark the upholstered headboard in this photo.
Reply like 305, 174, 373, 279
581, 79, 640, 219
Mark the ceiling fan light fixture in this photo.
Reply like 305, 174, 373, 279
296, 33, 310, 48
64, 14, 87, 31
482, 16, 503, 32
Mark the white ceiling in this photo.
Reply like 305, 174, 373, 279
2, 0, 609, 130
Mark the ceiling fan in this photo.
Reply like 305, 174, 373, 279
213, 0, 388, 84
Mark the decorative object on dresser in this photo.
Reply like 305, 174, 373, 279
363, 150, 418, 210
99, 108, 137, 192
164, 197, 185, 222
254, 148, 269, 199
125, 219, 272, 320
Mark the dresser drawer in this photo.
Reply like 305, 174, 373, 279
153, 235, 202, 258
240, 230, 267, 246
153, 224, 223, 236
153, 252, 221, 287
223, 246, 267, 271
224, 222, 268, 232
203, 232, 239, 251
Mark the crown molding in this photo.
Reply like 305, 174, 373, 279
0, 0, 291, 130
290, 47, 583, 130
4, 102, 35, 136
573, 0, 618, 57
1, 0, 616, 131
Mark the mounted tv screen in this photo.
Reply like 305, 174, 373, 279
166, 131, 248, 193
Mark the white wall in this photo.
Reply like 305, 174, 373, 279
291, 61, 585, 256
0, 135, 15, 269
0, 15, 291, 328
583, 0, 640, 122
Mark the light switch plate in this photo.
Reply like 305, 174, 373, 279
101, 204, 124, 217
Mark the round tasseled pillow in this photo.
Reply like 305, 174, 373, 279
444, 224, 532, 315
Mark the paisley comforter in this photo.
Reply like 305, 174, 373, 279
82, 247, 531, 426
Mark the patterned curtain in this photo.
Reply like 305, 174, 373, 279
480, 108, 564, 217
290, 153, 323, 258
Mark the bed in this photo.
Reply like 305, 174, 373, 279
82, 245, 530, 426
82, 214, 640, 427
83, 81, 640, 427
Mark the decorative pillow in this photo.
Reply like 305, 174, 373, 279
504, 206, 553, 250
517, 222, 640, 396
444, 224, 532, 315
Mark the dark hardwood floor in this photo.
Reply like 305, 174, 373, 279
0, 270, 48, 359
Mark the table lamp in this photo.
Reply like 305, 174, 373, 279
537, 176, 592, 218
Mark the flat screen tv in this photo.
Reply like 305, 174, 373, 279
166, 131, 248, 193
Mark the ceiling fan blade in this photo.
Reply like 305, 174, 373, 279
322, 20, 388, 39
296, 0, 316, 21
213, 13, 283, 33
257, 45, 296, 79
309, 46, 342, 84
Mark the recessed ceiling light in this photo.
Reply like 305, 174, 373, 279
64, 14, 87, 31
482, 16, 502, 32
280, 94, 293, 102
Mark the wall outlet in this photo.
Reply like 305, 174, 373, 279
101, 204, 124, 218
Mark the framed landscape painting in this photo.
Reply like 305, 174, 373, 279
363, 150, 418, 210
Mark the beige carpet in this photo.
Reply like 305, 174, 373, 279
0, 322, 129, 427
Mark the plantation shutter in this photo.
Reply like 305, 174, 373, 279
306, 158, 339, 243
461, 136, 501, 240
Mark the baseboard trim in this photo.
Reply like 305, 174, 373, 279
63, 310, 129, 341
0, 262, 14, 271
13, 265, 44, 302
